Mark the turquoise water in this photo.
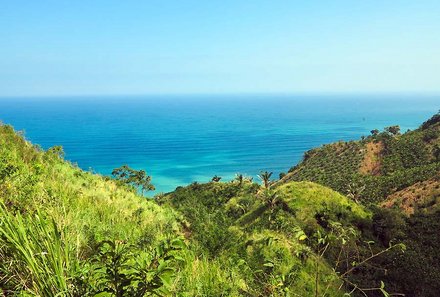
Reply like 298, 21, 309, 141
0, 94, 438, 193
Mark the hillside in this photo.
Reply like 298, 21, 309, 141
3, 113, 440, 296
161, 180, 387, 296
282, 111, 440, 207
0, 125, 185, 296
0, 126, 376, 296
277, 112, 440, 296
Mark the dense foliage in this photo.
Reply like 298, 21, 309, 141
369, 207, 440, 297
285, 112, 440, 204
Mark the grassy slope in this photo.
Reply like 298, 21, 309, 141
9, 116, 438, 296
1, 124, 372, 296
276, 112, 440, 296
162, 113, 440, 297
164, 180, 376, 296
0, 125, 183, 295
0, 125, 178, 249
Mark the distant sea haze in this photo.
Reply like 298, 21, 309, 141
0, 94, 438, 193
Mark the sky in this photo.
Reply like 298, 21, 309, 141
1, 0, 440, 97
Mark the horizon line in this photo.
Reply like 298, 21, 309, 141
1, 91, 440, 100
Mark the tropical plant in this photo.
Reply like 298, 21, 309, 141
258, 171, 273, 189
257, 189, 279, 210
370, 129, 380, 136
211, 175, 222, 182
234, 173, 244, 186
0, 203, 73, 296
79, 238, 186, 296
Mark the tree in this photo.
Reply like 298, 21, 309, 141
257, 189, 279, 210
47, 145, 65, 158
370, 129, 380, 136
211, 175, 222, 182
111, 165, 155, 194
384, 125, 401, 136
258, 171, 273, 189
421, 110, 440, 129
346, 182, 365, 203
234, 173, 244, 186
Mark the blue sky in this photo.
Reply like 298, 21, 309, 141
1, 0, 439, 96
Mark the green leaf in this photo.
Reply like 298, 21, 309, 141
237, 259, 246, 266
173, 255, 185, 262
170, 238, 186, 249
263, 262, 274, 267
159, 269, 175, 287
379, 281, 390, 297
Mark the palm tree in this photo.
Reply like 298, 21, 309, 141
234, 173, 244, 186
258, 171, 273, 189
211, 175, 221, 182
258, 189, 279, 209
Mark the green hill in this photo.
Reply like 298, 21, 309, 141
162, 179, 407, 297
282, 111, 440, 207
278, 112, 440, 296
3, 112, 440, 296
0, 125, 185, 296
1, 123, 403, 296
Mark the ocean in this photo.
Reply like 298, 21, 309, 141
0, 94, 438, 194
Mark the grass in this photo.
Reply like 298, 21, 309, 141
0, 122, 415, 296
0, 125, 181, 295
0, 203, 72, 295
276, 181, 369, 221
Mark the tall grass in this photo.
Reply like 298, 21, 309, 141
0, 203, 73, 296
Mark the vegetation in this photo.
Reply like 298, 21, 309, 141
284, 111, 440, 204
0, 125, 183, 296
112, 165, 155, 194
1, 112, 440, 296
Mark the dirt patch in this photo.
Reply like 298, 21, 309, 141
359, 141, 383, 175
382, 177, 440, 215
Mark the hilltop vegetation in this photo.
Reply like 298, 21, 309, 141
283, 111, 440, 206
1, 113, 440, 296
160, 180, 401, 297
281, 112, 440, 296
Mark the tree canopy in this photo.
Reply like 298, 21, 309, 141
111, 165, 155, 194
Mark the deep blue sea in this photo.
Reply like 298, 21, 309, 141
0, 94, 438, 194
